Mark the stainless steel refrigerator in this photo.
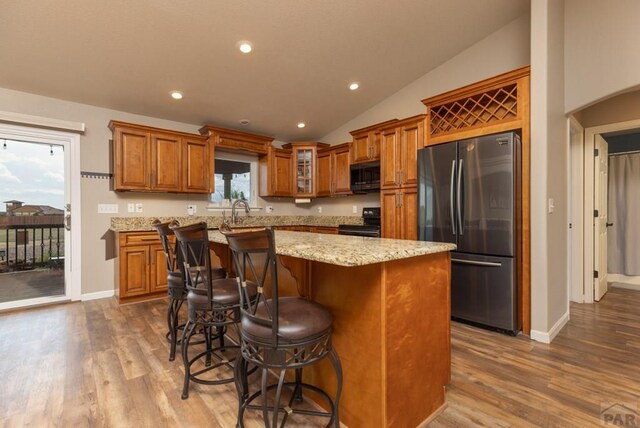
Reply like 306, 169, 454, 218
418, 131, 521, 334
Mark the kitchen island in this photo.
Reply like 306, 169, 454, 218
209, 230, 455, 427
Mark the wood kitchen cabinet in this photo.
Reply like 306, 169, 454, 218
150, 133, 181, 191
282, 142, 329, 198
199, 125, 274, 155
116, 232, 169, 303
310, 226, 339, 234
182, 136, 209, 193
379, 115, 426, 190
349, 119, 398, 164
317, 143, 351, 197
110, 121, 210, 194
381, 187, 417, 240
259, 146, 293, 197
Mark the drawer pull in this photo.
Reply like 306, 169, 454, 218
451, 259, 502, 267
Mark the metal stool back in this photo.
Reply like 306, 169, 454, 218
222, 225, 343, 428
151, 219, 186, 361
171, 221, 245, 399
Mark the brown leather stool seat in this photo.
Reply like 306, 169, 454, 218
242, 297, 333, 345
222, 226, 342, 428
187, 278, 258, 309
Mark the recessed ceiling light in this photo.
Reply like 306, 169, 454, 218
297, 122, 306, 128
239, 119, 250, 126
349, 82, 359, 91
170, 91, 183, 100
239, 42, 253, 54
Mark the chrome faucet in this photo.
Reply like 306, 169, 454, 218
231, 199, 250, 224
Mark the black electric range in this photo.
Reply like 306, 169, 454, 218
337, 207, 381, 237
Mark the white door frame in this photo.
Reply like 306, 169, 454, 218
568, 116, 584, 303
581, 118, 640, 303
0, 122, 82, 310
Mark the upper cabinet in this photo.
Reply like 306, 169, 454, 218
422, 66, 530, 146
259, 146, 293, 197
182, 136, 210, 193
282, 142, 329, 198
110, 121, 210, 194
379, 115, 426, 190
349, 119, 398, 164
317, 143, 351, 197
199, 125, 273, 155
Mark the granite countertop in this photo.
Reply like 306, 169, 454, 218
110, 215, 363, 232
209, 230, 456, 267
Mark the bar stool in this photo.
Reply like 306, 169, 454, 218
171, 221, 257, 400
222, 226, 343, 428
152, 219, 227, 361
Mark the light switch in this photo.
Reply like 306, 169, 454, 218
98, 204, 118, 214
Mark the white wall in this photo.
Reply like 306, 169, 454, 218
321, 14, 531, 144
529, 0, 568, 340
0, 87, 375, 295
575, 90, 640, 128
565, 0, 640, 113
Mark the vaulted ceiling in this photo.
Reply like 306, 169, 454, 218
0, 0, 529, 140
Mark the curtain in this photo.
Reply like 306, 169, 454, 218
608, 153, 640, 275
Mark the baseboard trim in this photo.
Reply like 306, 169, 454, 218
81, 290, 115, 301
530, 311, 570, 344
611, 282, 640, 291
417, 401, 447, 427
609, 274, 640, 286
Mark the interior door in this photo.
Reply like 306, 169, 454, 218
594, 135, 609, 301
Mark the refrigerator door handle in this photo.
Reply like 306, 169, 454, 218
457, 159, 464, 235
450, 159, 456, 235
451, 258, 502, 267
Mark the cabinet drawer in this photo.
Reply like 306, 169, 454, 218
120, 232, 161, 246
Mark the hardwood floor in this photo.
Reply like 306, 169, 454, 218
0, 288, 638, 427
434, 287, 640, 427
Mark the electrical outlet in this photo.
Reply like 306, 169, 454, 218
317, 206, 322, 214
187, 204, 196, 216
135, 203, 143, 213
548, 198, 554, 214
352, 205, 358, 214
265, 205, 274, 213
127, 203, 135, 213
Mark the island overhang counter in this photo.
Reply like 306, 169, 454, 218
208, 230, 456, 428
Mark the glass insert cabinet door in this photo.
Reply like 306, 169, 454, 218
282, 142, 327, 197
296, 148, 313, 194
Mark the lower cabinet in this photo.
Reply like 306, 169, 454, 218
381, 187, 417, 240
273, 225, 338, 234
117, 232, 168, 303
310, 226, 339, 234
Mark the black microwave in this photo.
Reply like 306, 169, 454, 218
350, 160, 380, 193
